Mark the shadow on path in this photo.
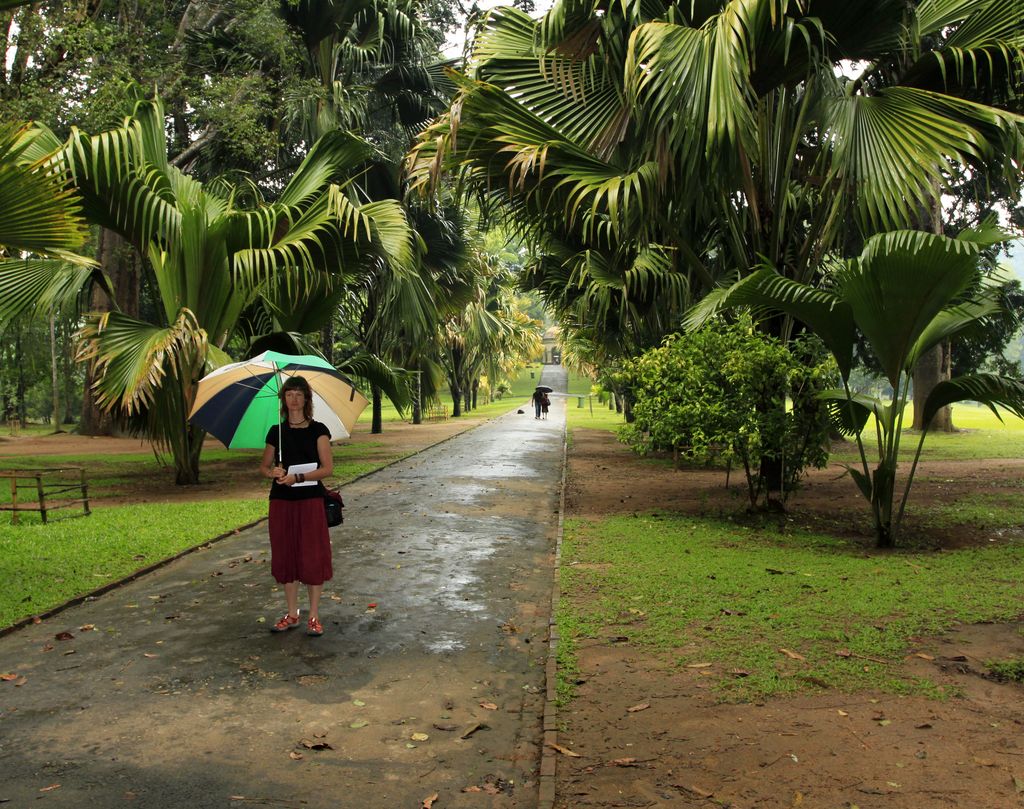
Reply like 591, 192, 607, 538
0, 371, 568, 809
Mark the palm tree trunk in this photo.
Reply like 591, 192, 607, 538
49, 310, 59, 430
173, 425, 205, 485
321, 320, 334, 365
412, 369, 422, 424
912, 342, 954, 431
81, 227, 139, 434
371, 384, 383, 434
911, 187, 953, 432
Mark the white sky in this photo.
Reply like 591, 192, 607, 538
443, 0, 553, 57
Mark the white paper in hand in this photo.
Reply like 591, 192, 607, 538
287, 462, 318, 487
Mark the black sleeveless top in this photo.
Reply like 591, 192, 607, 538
265, 420, 330, 501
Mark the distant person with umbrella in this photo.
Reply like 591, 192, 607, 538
533, 385, 552, 420
259, 376, 334, 637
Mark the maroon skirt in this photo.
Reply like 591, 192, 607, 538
267, 498, 333, 585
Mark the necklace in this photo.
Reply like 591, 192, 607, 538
288, 418, 307, 426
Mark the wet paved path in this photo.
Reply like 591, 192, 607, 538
0, 367, 568, 809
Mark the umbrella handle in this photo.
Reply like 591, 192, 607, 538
275, 362, 283, 466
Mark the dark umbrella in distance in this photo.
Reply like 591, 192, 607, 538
535, 385, 553, 394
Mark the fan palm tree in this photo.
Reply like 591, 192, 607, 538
686, 227, 1024, 547
0, 121, 99, 316
2, 96, 414, 484
408, 0, 1023, 494
409, 0, 1024, 367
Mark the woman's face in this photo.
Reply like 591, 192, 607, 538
285, 388, 306, 410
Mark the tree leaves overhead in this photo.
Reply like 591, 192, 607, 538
0, 122, 90, 259
412, 0, 1024, 366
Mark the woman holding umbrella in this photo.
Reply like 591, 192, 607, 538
259, 376, 334, 636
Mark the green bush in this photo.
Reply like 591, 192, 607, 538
618, 318, 836, 507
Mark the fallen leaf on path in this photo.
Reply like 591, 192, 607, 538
479, 701, 498, 710
1013, 775, 1024, 794
462, 783, 501, 794
349, 720, 369, 729
779, 648, 805, 661
54, 632, 74, 641
352, 699, 366, 707
546, 742, 582, 757
40, 643, 54, 652
913, 652, 935, 660
299, 738, 333, 750
411, 733, 429, 742
626, 703, 650, 713
836, 649, 852, 658
421, 793, 438, 808
433, 723, 458, 732
459, 723, 487, 739
837, 710, 849, 717
289, 751, 303, 760
143, 653, 158, 659
39, 785, 61, 793
32, 616, 42, 624
730, 669, 750, 678
915, 723, 932, 729
610, 758, 640, 767
675, 784, 713, 799
80, 624, 95, 631
0, 673, 17, 681
686, 662, 712, 668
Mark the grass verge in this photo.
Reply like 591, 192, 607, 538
559, 513, 1024, 703
0, 498, 266, 628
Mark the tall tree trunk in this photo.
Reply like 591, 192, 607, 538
371, 384, 383, 434
321, 319, 334, 365
471, 378, 478, 410
449, 346, 463, 416
412, 369, 422, 425
14, 326, 25, 424
81, 228, 139, 434
49, 311, 60, 430
912, 188, 953, 431
913, 342, 954, 431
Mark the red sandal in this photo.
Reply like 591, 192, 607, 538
306, 616, 323, 636
271, 612, 300, 632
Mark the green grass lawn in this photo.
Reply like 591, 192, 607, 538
558, 396, 1024, 705
0, 499, 267, 628
559, 514, 1024, 703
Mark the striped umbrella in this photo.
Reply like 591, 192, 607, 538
188, 351, 368, 456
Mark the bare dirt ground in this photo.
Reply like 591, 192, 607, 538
557, 428, 1024, 809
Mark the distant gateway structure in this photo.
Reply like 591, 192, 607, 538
541, 326, 561, 365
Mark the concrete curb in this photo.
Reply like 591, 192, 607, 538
538, 420, 568, 809
0, 411, 509, 639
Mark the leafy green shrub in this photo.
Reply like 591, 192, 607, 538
618, 318, 836, 507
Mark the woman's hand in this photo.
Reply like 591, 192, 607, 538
270, 465, 286, 482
